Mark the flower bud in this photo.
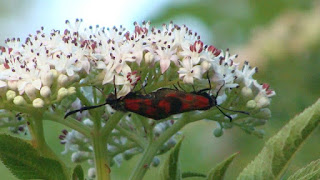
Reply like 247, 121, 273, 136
71, 151, 89, 163
251, 119, 267, 126
144, 52, 154, 64
40, 86, 51, 98
201, 60, 211, 72
41, 71, 53, 86
253, 129, 265, 138
57, 87, 68, 101
67, 87, 76, 95
241, 87, 253, 99
88, 168, 96, 179
152, 157, 160, 167
50, 69, 58, 79
69, 74, 80, 82
213, 128, 223, 137
57, 74, 68, 86
256, 96, 270, 108
13, 96, 26, 105
33, 98, 44, 108
83, 119, 94, 127
246, 100, 256, 109
8, 80, 18, 91
123, 151, 134, 161
254, 108, 271, 119
6, 90, 16, 101
25, 84, 37, 100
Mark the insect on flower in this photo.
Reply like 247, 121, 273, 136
65, 75, 248, 121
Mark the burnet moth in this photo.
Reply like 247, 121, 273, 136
64, 74, 248, 121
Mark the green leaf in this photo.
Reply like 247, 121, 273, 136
237, 98, 320, 180
182, 172, 206, 179
72, 165, 84, 180
159, 137, 184, 180
287, 159, 320, 180
207, 152, 239, 180
0, 134, 67, 180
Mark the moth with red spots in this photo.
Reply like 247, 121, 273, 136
65, 85, 248, 121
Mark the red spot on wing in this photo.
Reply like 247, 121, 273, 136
194, 96, 210, 109
144, 99, 152, 106
158, 100, 171, 114
185, 94, 193, 101
124, 99, 144, 111
181, 102, 190, 111
145, 107, 157, 116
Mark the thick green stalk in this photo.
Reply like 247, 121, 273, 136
28, 112, 58, 159
92, 130, 110, 180
129, 113, 196, 180
92, 111, 124, 180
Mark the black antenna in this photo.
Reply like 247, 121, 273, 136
216, 106, 232, 121
64, 102, 108, 119
217, 105, 249, 115
113, 75, 117, 99
197, 71, 212, 93
64, 75, 118, 119
211, 79, 249, 122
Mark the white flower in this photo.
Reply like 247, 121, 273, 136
155, 47, 179, 74
179, 40, 208, 65
236, 61, 257, 87
178, 57, 202, 84
114, 67, 141, 98
210, 49, 239, 91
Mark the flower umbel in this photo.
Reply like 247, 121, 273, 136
0, 19, 275, 179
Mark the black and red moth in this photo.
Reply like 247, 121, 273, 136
64, 87, 248, 121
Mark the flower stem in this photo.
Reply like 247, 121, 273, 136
92, 130, 110, 180
44, 111, 91, 137
28, 112, 58, 159
130, 113, 195, 180
92, 111, 124, 180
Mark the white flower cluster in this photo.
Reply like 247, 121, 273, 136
0, 19, 275, 109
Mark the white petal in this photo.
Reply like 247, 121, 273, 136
192, 66, 202, 79
96, 61, 107, 69
160, 59, 170, 74
121, 64, 131, 74
117, 84, 131, 98
114, 75, 126, 85
32, 79, 42, 90
18, 81, 28, 95
102, 71, 114, 85
183, 75, 194, 84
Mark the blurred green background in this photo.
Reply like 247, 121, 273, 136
1, 0, 319, 179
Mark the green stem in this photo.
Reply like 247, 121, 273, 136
43, 111, 91, 137
92, 130, 110, 180
28, 112, 58, 159
92, 111, 124, 180
101, 111, 125, 140
115, 126, 147, 148
129, 113, 196, 180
